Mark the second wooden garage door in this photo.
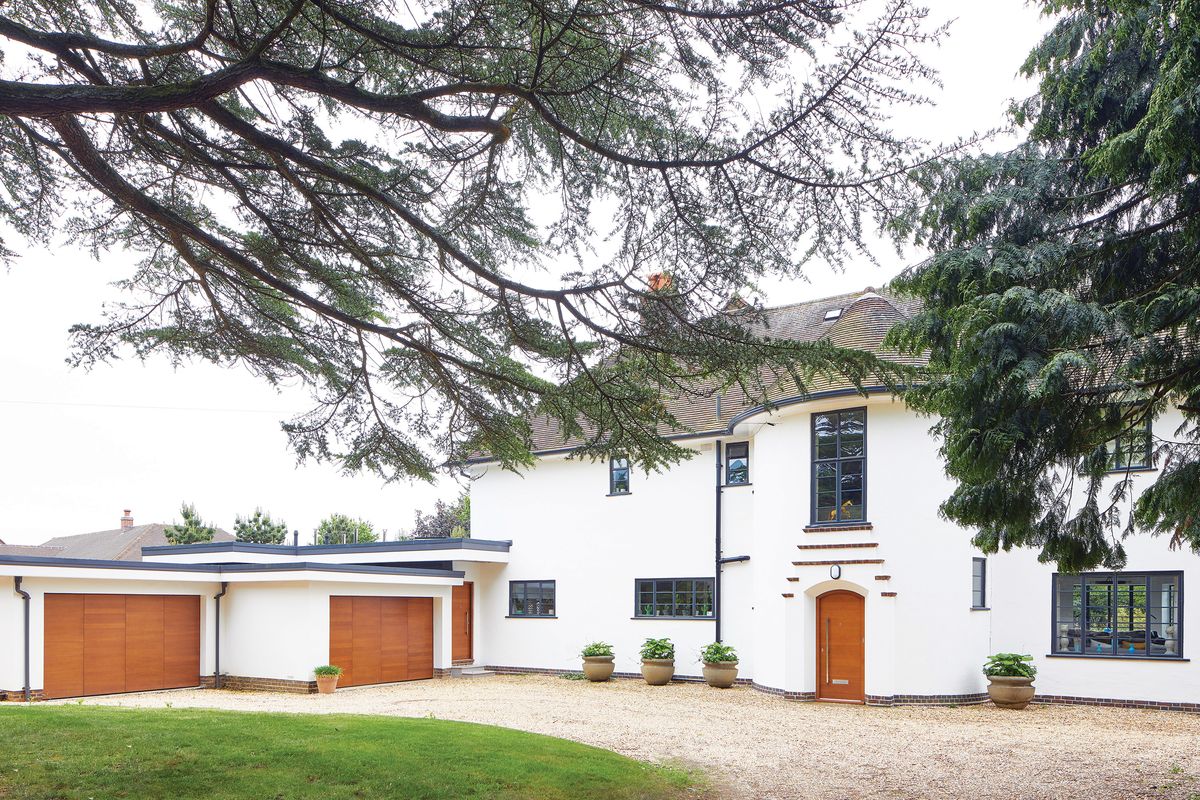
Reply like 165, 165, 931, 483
329, 597, 434, 686
44, 594, 201, 700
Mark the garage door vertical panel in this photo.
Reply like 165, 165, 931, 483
380, 598, 409, 682
329, 597, 354, 685
43, 594, 85, 700
351, 597, 383, 686
83, 595, 126, 696
162, 595, 200, 688
124, 595, 165, 692
407, 598, 434, 679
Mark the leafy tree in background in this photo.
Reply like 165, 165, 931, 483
412, 493, 470, 539
234, 508, 288, 544
316, 514, 377, 544
892, 0, 1200, 571
164, 503, 216, 545
0, 0, 948, 480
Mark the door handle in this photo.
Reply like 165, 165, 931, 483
824, 617, 830, 684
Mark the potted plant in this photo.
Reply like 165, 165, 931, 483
700, 642, 739, 688
983, 653, 1036, 709
314, 664, 343, 694
580, 642, 616, 682
639, 637, 675, 685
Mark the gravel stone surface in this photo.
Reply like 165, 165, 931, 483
52, 676, 1200, 799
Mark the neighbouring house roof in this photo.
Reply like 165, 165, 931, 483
0, 543, 66, 558
40, 524, 235, 562
520, 287, 925, 456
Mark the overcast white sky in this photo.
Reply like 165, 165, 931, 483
0, 1, 1048, 545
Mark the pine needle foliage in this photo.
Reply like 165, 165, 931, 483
0, 0, 949, 480
891, 0, 1200, 571
164, 503, 217, 545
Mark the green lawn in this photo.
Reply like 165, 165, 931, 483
0, 706, 703, 799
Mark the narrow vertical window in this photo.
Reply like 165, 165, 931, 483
812, 408, 866, 523
609, 457, 631, 494
725, 442, 750, 485
971, 558, 987, 608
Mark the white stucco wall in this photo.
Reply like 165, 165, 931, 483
470, 395, 1197, 705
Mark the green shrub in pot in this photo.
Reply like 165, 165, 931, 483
699, 642, 739, 688
580, 641, 616, 682
982, 653, 1036, 709
639, 638, 675, 685
313, 664, 343, 694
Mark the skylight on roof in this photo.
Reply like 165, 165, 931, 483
823, 308, 843, 322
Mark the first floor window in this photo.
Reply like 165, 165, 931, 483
1107, 416, 1152, 470
972, 558, 987, 608
510, 580, 556, 617
609, 457, 631, 494
1052, 572, 1182, 657
725, 442, 750, 485
635, 578, 714, 618
812, 408, 866, 523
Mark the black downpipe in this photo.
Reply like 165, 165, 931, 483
214, 582, 228, 689
715, 440, 723, 643
14, 577, 30, 702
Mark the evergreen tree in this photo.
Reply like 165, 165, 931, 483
234, 509, 288, 544
164, 503, 216, 545
412, 493, 470, 539
892, 0, 1200, 570
0, 0, 944, 480
316, 514, 377, 545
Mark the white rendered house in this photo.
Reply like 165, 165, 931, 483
1, 288, 1196, 710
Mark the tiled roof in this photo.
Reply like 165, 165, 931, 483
525, 287, 924, 454
0, 543, 66, 558
40, 523, 235, 562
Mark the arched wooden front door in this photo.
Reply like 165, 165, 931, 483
816, 590, 865, 702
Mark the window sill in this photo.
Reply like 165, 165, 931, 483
606, 492, 632, 497
631, 616, 715, 621
970, 606, 990, 611
1105, 467, 1157, 475
505, 615, 557, 619
722, 482, 753, 489
1045, 653, 1188, 663
803, 522, 873, 533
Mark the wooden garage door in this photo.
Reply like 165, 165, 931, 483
329, 597, 434, 687
44, 594, 200, 700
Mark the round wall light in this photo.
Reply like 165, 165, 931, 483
829, 564, 842, 580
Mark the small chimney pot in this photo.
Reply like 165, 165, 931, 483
120, 509, 134, 529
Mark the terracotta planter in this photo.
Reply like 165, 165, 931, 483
582, 656, 615, 682
987, 675, 1035, 709
641, 658, 675, 686
702, 661, 739, 689
316, 674, 340, 694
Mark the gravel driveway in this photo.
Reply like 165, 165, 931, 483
50, 676, 1200, 799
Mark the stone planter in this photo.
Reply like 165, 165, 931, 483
702, 661, 739, 689
582, 656, 615, 682
316, 674, 340, 694
640, 659, 675, 686
987, 675, 1035, 709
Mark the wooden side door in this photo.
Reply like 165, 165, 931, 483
452, 582, 473, 662
816, 590, 865, 702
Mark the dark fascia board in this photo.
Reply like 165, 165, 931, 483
141, 537, 512, 557
0, 554, 465, 579
466, 385, 894, 464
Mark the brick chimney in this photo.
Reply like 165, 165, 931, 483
120, 509, 134, 529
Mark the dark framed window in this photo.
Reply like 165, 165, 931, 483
635, 578, 714, 618
812, 408, 866, 523
1107, 417, 1152, 471
972, 558, 987, 608
509, 580, 556, 617
1052, 572, 1182, 658
609, 457, 631, 494
725, 442, 750, 485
